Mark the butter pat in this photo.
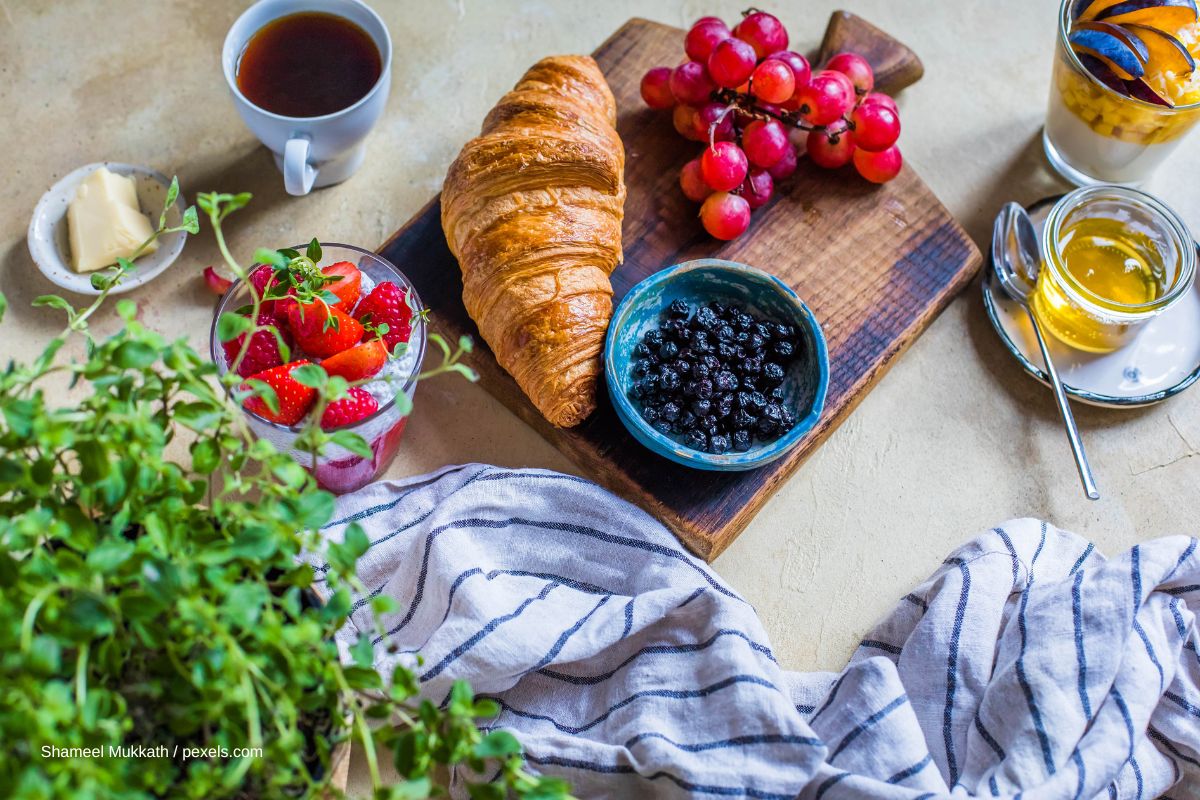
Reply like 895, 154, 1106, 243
67, 167, 158, 273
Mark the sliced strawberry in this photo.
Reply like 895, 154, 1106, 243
322, 261, 362, 312
320, 339, 388, 382
320, 387, 380, 430
222, 313, 292, 378
203, 266, 233, 295
249, 264, 297, 321
354, 282, 413, 351
241, 360, 316, 426
287, 301, 365, 359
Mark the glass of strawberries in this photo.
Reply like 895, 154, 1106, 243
641, 10, 903, 240
209, 242, 426, 494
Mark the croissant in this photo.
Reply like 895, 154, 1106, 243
441, 55, 626, 428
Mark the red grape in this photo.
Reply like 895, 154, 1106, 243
853, 145, 903, 183
794, 71, 855, 126
740, 169, 774, 208
700, 192, 752, 240
862, 92, 899, 115
673, 105, 701, 141
685, 19, 732, 62
807, 127, 856, 169
640, 66, 675, 109
766, 51, 812, 89
766, 145, 798, 181
669, 61, 716, 106
680, 158, 713, 203
850, 103, 900, 152
694, 102, 735, 143
733, 11, 788, 59
742, 119, 789, 168
825, 52, 875, 94
750, 59, 795, 104
700, 141, 749, 191
707, 38, 757, 89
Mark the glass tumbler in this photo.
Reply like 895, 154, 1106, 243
1032, 186, 1196, 353
1044, 0, 1200, 186
210, 243, 426, 494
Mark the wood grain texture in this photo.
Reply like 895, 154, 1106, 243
378, 15, 981, 562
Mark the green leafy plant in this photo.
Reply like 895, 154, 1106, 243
0, 186, 571, 800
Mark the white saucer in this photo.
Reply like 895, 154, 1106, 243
27, 162, 189, 296
981, 197, 1200, 408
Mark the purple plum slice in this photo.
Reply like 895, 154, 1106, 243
1095, 0, 1199, 28
1125, 23, 1197, 73
1070, 28, 1148, 77
1124, 77, 1176, 105
1076, 52, 1136, 96
1074, 20, 1152, 63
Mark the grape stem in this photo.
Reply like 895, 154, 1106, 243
710, 87, 867, 143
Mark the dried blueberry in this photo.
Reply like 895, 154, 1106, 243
715, 394, 734, 417
732, 429, 752, 451
713, 370, 738, 393
691, 398, 712, 417
661, 401, 680, 422
748, 333, 766, 350
693, 306, 718, 330
634, 342, 651, 358
643, 405, 660, 423
652, 418, 673, 435
644, 329, 663, 348
734, 312, 752, 331
733, 409, 755, 429
772, 339, 795, 359
694, 378, 713, 399
716, 323, 736, 342
709, 434, 731, 454
668, 298, 690, 319
659, 368, 680, 392
769, 386, 786, 401
692, 361, 711, 379
658, 341, 679, 361
685, 429, 708, 451
762, 362, 785, 385
717, 342, 737, 360
740, 356, 762, 376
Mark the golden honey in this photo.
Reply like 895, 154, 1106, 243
1032, 187, 1195, 354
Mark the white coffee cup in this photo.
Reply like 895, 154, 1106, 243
222, 0, 392, 196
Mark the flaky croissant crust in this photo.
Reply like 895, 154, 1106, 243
441, 55, 626, 428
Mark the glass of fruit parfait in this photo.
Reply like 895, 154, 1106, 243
209, 243, 426, 494
1045, 0, 1200, 186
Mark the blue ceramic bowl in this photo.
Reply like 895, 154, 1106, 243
605, 259, 829, 471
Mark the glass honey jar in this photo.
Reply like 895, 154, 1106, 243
1032, 186, 1196, 353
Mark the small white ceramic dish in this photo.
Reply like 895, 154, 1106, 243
27, 162, 188, 296
982, 196, 1200, 408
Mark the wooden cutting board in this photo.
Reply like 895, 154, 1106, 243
378, 14, 982, 561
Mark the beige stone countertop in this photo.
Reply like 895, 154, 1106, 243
3, 0, 1199, 794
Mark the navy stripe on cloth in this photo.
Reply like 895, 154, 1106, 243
624, 732, 823, 751
943, 557, 972, 784
830, 695, 908, 761
860, 639, 903, 655
1148, 725, 1200, 770
887, 753, 932, 784
1163, 690, 1200, 719
523, 753, 796, 799
814, 771, 850, 800
420, 582, 559, 680
497, 674, 779, 735
1072, 570, 1092, 718
1013, 524, 1056, 775
538, 628, 776, 685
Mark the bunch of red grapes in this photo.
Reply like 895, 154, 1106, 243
640, 10, 903, 240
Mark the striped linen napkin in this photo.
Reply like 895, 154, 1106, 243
314, 464, 1200, 799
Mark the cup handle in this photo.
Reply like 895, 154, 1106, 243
283, 136, 317, 196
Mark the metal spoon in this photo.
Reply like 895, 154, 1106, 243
992, 202, 1100, 501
